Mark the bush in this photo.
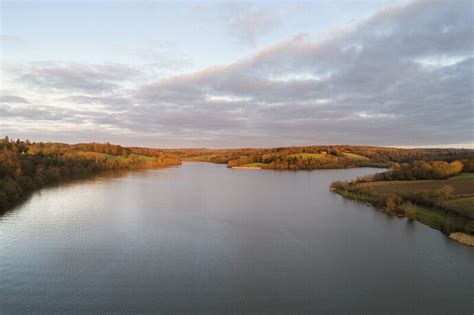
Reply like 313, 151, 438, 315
436, 185, 454, 199
386, 197, 397, 211
404, 201, 417, 220
330, 181, 348, 190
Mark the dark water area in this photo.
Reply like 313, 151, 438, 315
1, 163, 472, 314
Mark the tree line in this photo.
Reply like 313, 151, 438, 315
0, 137, 181, 210
358, 160, 465, 182
168, 145, 474, 170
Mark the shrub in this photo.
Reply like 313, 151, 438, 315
330, 181, 348, 190
386, 197, 397, 211
436, 185, 454, 199
404, 201, 417, 220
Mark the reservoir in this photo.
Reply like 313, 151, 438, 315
1, 163, 472, 313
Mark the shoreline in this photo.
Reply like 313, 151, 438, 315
231, 166, 262, 170
333, 189, 474, 247
449, 232, 474, 246
0, 164, 181, 215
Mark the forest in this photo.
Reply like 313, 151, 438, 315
168, 145, 474, 170
2, 138, 474, 213
356, 160, 465, 182
0, 137, 181, 210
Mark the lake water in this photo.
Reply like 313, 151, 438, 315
1, 163, 473, 314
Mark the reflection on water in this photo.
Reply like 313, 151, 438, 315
0, 169, 131, 218
0, 163, 472, 314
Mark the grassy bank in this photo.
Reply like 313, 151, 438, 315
332, 172, 474, 245
334, 188, 474, 235
399, 203, 474, 235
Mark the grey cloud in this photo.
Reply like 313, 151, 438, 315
129, 0, 472, 147
61, 95, 134, 110
1, 105, 72, 122
6, 0, 474, 147
0, 95, 30, 103
19, 62, 141, 93
0, 102, 129, 133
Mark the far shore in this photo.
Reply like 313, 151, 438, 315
231, 166, 262, 170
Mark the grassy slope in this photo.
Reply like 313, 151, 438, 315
356, 175, 474, 219
452, 173, 474, 179
287, 153, 327, 159
399, 203, 474, 234
288, 152, 369, 160
93, 152, 119, 160
92, 152, 153, 162
341, 152, 369, 160
334, 188, 474, 235
335, 173, 474, 238
440, 197, 474, 220
130, 154, 153, 161
357, 176, 474, 195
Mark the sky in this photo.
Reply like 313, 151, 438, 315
0, 0, 473, 148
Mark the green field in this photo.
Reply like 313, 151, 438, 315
355, 174, 474, 220
440, 197, 474, 219
342, 152, 369, 160
287, 152, 368, 160
288, 153, 327, 159
452, 173, 474, 179
399, 203, 474, 234
130, 154, 153, 162
95, 152, 118, 159
358, 176, 474, 195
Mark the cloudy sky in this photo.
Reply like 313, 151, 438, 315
1, 0, 473, 148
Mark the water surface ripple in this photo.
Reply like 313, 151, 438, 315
1, 163, 472, 313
